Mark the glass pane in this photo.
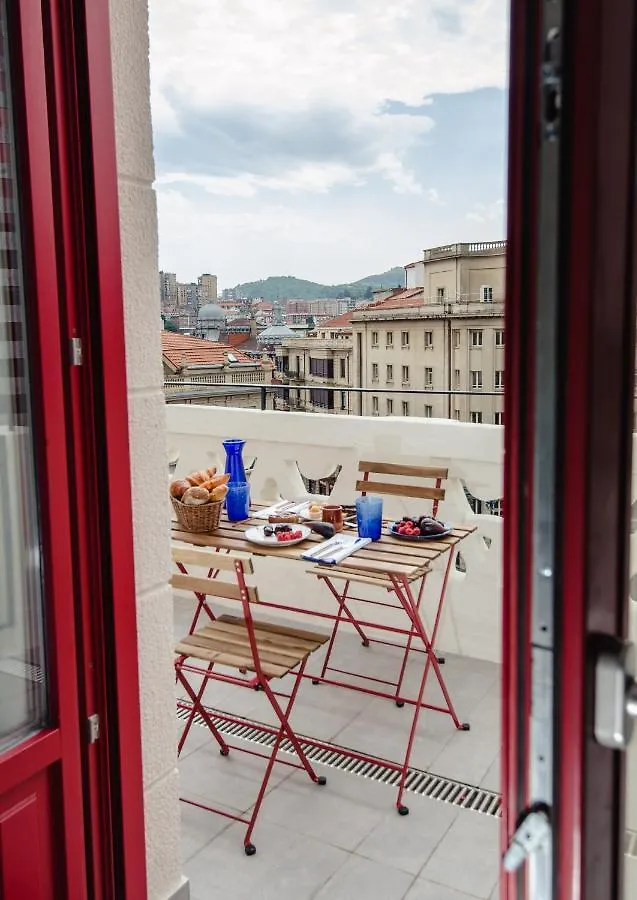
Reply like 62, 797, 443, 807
0, 1, 48, 752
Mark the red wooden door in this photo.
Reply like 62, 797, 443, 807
503, 0, 637, 897
0, 0, 90, 895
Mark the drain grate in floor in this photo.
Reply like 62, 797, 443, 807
176, 703, 502, 818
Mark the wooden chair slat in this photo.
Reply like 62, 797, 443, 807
355, 480, 445, 501
171, 544, 254, 573
358, 461, 448, 480
171, 572, 259, 604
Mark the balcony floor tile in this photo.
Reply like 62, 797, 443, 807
185, 820, 348, 900
355, 795, 459, 875
404, 878, 485, 900
419, 810, 500, 898
313, 854, 416, 900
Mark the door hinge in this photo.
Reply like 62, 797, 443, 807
503, 805, 552, 872
70, 336, 83, 366
87, 713, 100, 744
594, 639, 637, 750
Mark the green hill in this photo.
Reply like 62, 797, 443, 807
233, 267, 404, 301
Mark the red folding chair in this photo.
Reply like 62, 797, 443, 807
172, 545, 329, 855
314, 461, 450, 705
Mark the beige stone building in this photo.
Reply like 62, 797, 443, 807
276, 241, 506, 423
198, 273, 218, 302
276, 311, 354, 413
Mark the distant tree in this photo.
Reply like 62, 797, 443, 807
364, 286, 373, 299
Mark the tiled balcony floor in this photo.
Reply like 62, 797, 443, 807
174, 595, 502, 900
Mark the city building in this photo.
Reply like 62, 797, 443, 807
198, 273, 218, 303
162, 332, 274, 408
276, 311, 354, 414
353, 241, 506, 424
159, 270, 177, 307
194, 300, 226, 341
275, 242, 506, 423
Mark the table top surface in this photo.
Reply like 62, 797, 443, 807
172, 507, 476, 586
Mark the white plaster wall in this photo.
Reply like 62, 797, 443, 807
109, 1, 184, 897
167, 406, 504, 663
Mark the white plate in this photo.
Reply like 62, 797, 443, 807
244, 524, 312, 547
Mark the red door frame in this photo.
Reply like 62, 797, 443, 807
0, 0, 89, 894
0, 0, 148, 896
503, 0, 637, 897
42, 0, 149, 896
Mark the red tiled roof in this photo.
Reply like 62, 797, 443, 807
161, 332, 254, 369
226, 333, 251, 347
359, 288, 425, 313
320, 311, 354, 328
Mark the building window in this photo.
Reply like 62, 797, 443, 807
330, 332, 337, 339
402, 401, 409, 416
309, 358, 334, 379
386, 364, 393, 382
372, 395, 379, 414
401, 331, 410, 348
309, 388, 335, 409
495, 370, 504, 390
454, 369, 461, 388
470, 411, 483, 424
481, 285, 494, 302
424, 405, 433, 418
436, 287, 446, 302
340, 358, 346, 378
495, 329, 505, 347
453, 329, 461, 348
371, 331, 379, 347
341, 391, 347, 410
424, 331, 433, 349
471, 370, 483, 389
495, 412, 504, 425
372, 363, 379, 382
402, 365, 410, 384
469, 330, 483, 348
454, 409, 461, 421
387, 398, 394, 414
386, 331, 394, 347
424, 367, 433, 387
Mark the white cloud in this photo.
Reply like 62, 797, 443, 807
466, 198, 505, 224
156, 162, 366, 197
149, 1, 509, 281
150, 1, 508, 132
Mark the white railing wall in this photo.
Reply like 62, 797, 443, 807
167, 406, 504, 663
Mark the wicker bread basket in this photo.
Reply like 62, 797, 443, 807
171, 496, 223, 534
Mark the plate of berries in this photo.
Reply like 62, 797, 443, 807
244, 524, 312, 547
390, 517, 453, 541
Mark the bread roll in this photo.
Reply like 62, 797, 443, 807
186, 470, 209, 486
182, 486, 210, 506
206, 466, 217, 477
200, 473, 230, 491
210, 484, 229, 501
169, 479, 191, 499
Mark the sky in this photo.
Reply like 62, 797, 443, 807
149, 0, 510, 289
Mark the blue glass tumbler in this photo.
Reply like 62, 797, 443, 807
356, 495, 383, 541
223, 438, 247, 485
226, 481, 251, 522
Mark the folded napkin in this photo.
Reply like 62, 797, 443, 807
253, 500, 311, 520
301, 533, 372, 566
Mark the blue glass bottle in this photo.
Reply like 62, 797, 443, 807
223, 439, 247, 485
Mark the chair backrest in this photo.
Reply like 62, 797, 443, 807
356, 460, 448, 517
170, 544, 259, 604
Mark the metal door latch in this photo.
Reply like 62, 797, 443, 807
503, 805, 551, 872
594, 640, 637, 750
87, 713, 100, 744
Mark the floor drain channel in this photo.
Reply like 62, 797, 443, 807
176, 704, 502, 818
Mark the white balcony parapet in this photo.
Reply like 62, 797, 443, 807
166, 406, 504, 664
